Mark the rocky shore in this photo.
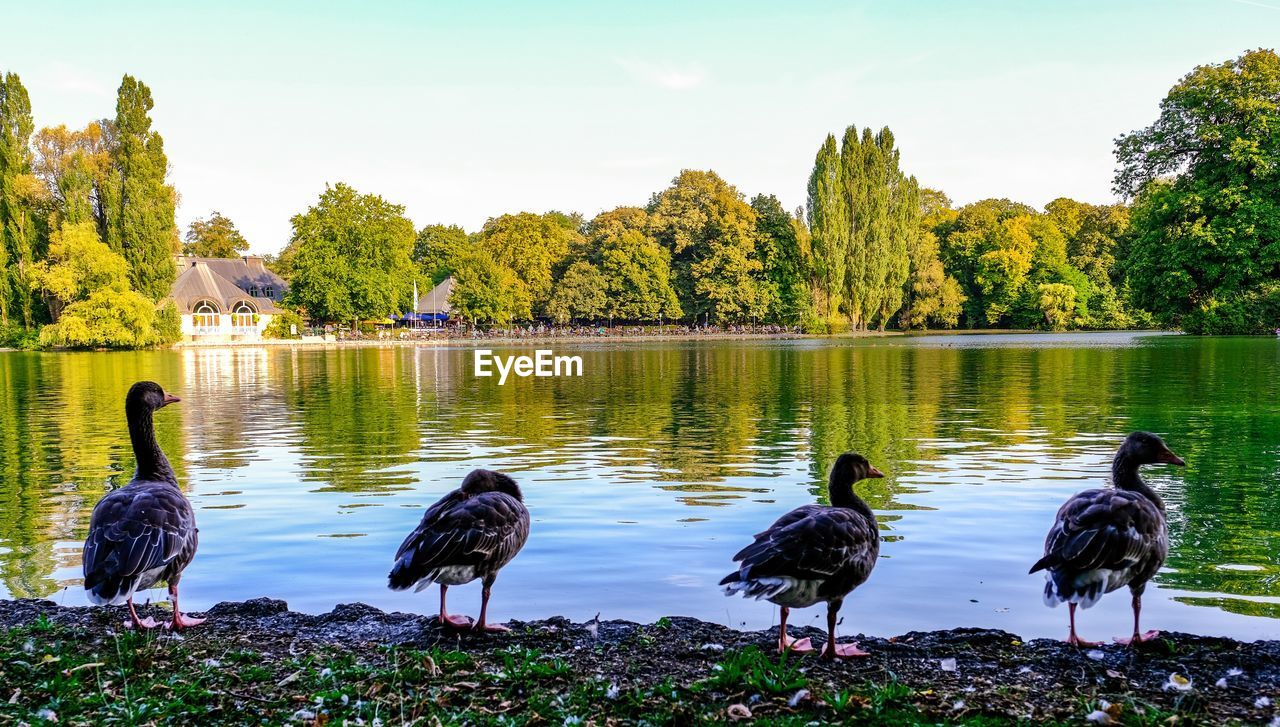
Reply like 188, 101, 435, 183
0, 598, 1276, 725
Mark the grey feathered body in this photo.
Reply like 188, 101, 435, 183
83, 480, 199, 605
720, 503, 880, 608
1031, 487, 1168, 608
388, 470, 530, 592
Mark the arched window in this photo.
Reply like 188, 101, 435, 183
231, 301, 256, 330
193, 301, 219, 332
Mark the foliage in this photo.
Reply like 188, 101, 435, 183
263, 308, 304, 339
1037, 282, 1078, 330
32, 221, 132, 320
647, 170, 767, 324
476, 212, 581, 314
39, 287, 161, 349
414, 223, 469, 284
101, 75, 178, 300
1115, 49, 1280, 334
449, 247, 531, 324
31, 122, 110, 229
901, 188, 965, 329
547, 261, 607, 323
0, 71, 43, 330
751, 194, 813, 324
183, 211, 249, 258
284, 183, 416, 324
153, 300, 182, 345
585, 207, 682, 322
806, 134, 847, 322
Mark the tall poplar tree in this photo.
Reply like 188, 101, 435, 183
0, 72, 40, 328
806, 135, 845, 322
103, 75, 178, 300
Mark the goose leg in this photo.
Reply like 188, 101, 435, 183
1066, 602, 1100, 647
438, 585, 473, 630
473, 575, 510, 633
125, 596, 159, 630
167, 583, 206, 630
778, 606, 813, 654
820, 600, 869, 660
1114, 592, 1159, 646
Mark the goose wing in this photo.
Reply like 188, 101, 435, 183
730, 506, 878, 587
83, 484, 195, 589
1030, 488, 1165, 576
389, 491, 529, 588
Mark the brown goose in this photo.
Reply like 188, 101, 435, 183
83, 381, 204, 630
388, 469, 530, 632
1031, 432, 1183, 646
721, 453, 883, 660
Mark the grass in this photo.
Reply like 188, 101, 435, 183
0, 619, 1250, 726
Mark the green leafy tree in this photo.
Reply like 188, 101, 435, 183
1115, 49, 1280, 334
285, 183, 416, 325
1037, 282, 1078, 330
183, 211, 249, 257
32, 122, 110, 230
647, 170, 766, 324
585, 207, 681, 322
807, 135, 846, 321
449, 248, 531, 324
901, 189, 964, 329
101, 75, 179, 300
476, 212, 581, 314
33, 221, 161, 348
751, 194, 813, 325
0, 71, 43, 329
547, 261, 607, 323
414, 223, 469, 284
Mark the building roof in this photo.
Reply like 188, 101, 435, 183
169, 258, 283, 314
176, 256, 287, 299
416, 276, 454, 315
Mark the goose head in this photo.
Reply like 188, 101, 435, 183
126, 381, 180, 417
830, 452, 885, 484
1119, 431, 1185, 467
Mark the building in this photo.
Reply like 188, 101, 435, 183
166, 256, 289, 341
396, 276, 454, 327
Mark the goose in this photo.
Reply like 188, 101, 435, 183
1031, 431, 1183, 646
83, 381, 204, 630
721, 453, 883, 660
389, 469, 530, 632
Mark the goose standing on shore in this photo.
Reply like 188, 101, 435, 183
83, 382, 204, 630
721, 453, 883, 660
1031, 432, 1184, 646
389, 469, 530, 632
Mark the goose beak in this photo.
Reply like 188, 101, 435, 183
1157, 449, 1185, 466
866, 465, 885, 479
160, 393, 181, 408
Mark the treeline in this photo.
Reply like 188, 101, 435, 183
3, 48, 1277, 348
0, 74, 183, 348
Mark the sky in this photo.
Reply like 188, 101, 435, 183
4, 0, 1279, 254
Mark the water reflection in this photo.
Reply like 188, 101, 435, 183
0, 333, 1276, 639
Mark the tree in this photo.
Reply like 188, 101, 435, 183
285, 183, 416, 325
901, 188, 964, 329
806, 134, 846, 321
32, 122, 111, 230
449, 248, 531, 324
1037, 283, 1078, 331
476, 212, 581, 314
184, 211, 249, 257
647, 170, 766, 324
33, 221, 161, 348
0, 71, 42, 329
413, 223, 469, 284
101, 76, 179, 300
1115, 49, 1280, 333
751, 194, 813, 325
546, 261, 607, 323
585, 207, 681, 323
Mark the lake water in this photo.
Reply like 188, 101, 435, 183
0, 332, 1277, 640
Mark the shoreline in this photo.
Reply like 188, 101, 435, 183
2, 598, 1276, 725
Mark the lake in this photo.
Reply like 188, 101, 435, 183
0, 332, 1277, 640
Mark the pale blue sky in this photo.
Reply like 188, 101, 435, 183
5, 0, 1278, 253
